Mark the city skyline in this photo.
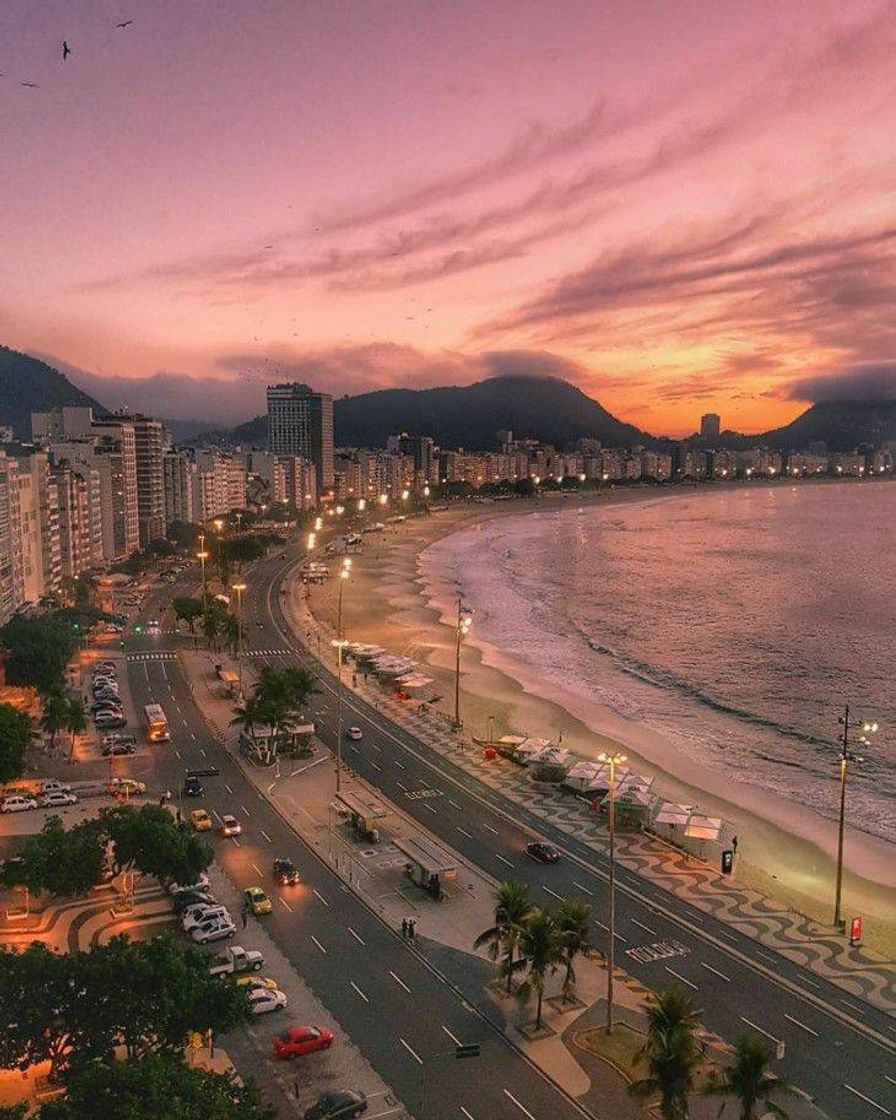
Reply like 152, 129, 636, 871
1, 2, 894, 436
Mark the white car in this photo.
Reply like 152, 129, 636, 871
220, 814, 242, 837
40, 791, 78, 808
347, 727, 363, 740
1, 796, 38, 813
191, 917, 236, 944
40, 779, 72, 795
248, 988, 288, 1015
183, 906, 230, 933
169, 873, 211, 896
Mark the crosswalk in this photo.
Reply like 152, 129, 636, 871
244, 648, 291, 658
127, 651, 180, 662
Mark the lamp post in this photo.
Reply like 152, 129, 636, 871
332, 638, 348, 793
197, 534, 209, 607
833, 706, 877, 929
598, 750, 627, 1034
232, 581, 246, 700
453, 595, 472, 730
336, 557, 351, 639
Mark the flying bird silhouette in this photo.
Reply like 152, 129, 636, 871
22, 81, 39, 88
116, 20, 133, 28
62, 41, 71, 60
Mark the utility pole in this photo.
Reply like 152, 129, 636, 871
833, 705, 876, 929
599, 750, 626, 1034
453, 594, 472, 730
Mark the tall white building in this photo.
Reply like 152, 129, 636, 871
266, 383, 334, 496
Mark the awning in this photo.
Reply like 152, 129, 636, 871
654, 802, 693, 827
685, 815, 722, 841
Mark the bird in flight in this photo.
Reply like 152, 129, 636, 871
116, 20, 133, 28
22, 81, 39, 88
62, 41, 71, 60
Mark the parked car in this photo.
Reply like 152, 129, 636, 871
40, 791, 78, 808
273, 858, 301, 885
190, 809, 213, 832
208, 945, 264, 976
236, 975, 279, 991
303, 1090, 367, 1119
169, 872, 211, 896
248, 988, 288, 1015
40, 779, 72, 795
273, 1025, 334, 1060
244, 886, 273, 916
183, 776, 203, 797
173, 890, 216, 914
102, 733, 136, 748
94, 714, 127, 729
525, 841, 561, 864
183, 906, 230, 933
1, 795, 38, 813
97, 660, 117, 672
102, 742, 136, 757
106, 777, 145, 796
190, 917, 236, 944
220, 814, 242, 837
346, 727, 363, 740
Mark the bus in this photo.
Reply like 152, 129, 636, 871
143, 703, 170, 743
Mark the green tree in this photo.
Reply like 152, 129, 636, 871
166, 520, 202, 550
103, 804, 213, 886
230, 692, 263, 739
223, 612, 240, 655
474, 879, 534, 994
555, 899, 596, 1002
629, 987, 705, 1120
702, 1035, 794, 1120
2, 815, 105, 897
202, 599, 229, 652
65, 696, 87, 759
515, 908, 564, 1029
41, 1054, 274, 1120
171, 597, 204, 635
0, 702, 32, 782
41, 691, 69, 751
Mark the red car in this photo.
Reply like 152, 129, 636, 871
274, 1025, 334, 1060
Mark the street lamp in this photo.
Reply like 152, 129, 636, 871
378, 493, 388, 507
332, 638, 349, 793
196, 534, 209, 607
315, 516, 323, 531
307, 532, 316, 551
453, 596, 472, 730
598, 750, 627, 1034
232, 582, 247, 699
336, 557, 351, 637
833, 706, 877, 929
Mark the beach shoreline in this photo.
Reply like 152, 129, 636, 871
307, 487, 896, 953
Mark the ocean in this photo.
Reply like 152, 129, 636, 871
431, 482, 896, 844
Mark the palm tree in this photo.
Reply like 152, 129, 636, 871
231, 693, 263, 740
515, 908, 564, 1029
65, 697, 87, 760
629, 987, 705, 1120
703, 1036, 794, 1120
41, 691, 69, 752
555, 899, 596, 1003
202, 611, 222, 652
224, 612, 240, 656
473, 880, 533, 994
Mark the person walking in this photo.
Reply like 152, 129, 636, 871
408, 918, 416, 944
401, 918, 408, 940
241, 904, 249, 930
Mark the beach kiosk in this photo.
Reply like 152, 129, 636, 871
335, 788, 388, 843
393, 834, 458, 901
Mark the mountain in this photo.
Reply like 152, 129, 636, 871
227, 375, 653, 451
758, 400, 896, 452
0, 346, 108, 439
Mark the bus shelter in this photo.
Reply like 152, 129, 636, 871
335, 789, 388, 843
393, 834, 458, 900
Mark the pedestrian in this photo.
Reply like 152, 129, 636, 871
732, 834, 739, 855
294, 1079, 300, 1100
241, 906, 249, 930
401, 918, 408, 940
408, 918, 416, 943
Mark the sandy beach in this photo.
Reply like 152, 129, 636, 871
307, 490, 896, 955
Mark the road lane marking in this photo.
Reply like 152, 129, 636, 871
755, 949, 776, 964
199, 747, 207, 757
225, 784, 233, 794
394, 760, 405, 770
631, 918, 657, 935
310, 935, 327, 954
461, 1109, 476, 1120
389, 971, 411, 993
174, 748, 182, 759
740, 1016, 779, 1043
396, 781, 408, 791
701, 962, 731, 982
665, 967, 698, 990
448, 799, 462, 810
785, 1013, 818, 1036
240, 805, 251, 816
279, 897, 293, 912
423, 804, 438, 814
495, 854, 514, 868
843, 1085, 890, 1114
347, 926, 365, 945
543, 886, 563, 901
885, 1075, 896, 1086
350, 981, 369, 1002
371, 762, 382, 772
484, 824, 498, 835
802, 976, 820, 989
456, 826, 472, 838
503, 1090, 536, 1120
313, 888, 329, 907
212, 809, 222, 822
231, 837, 241, 847
252, 863, 262, 875
839, 998, 865, 1016
571, 880, 593, 896
259, 829, 272, 844
442, 1024, 462, 1045
399, 1037, 422, 1065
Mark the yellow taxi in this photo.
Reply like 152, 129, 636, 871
244, 886, 273, 916
236, 975, 278, 991
190, 808, 213, 832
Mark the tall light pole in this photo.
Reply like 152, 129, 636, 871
598, 750, 627, 1034
332, 638, 348, 792
336, 557, 351, 640
833, 706, 877, 929
232, 581, 246, 700
197, 534, 209, 607
453, 595, 472, 730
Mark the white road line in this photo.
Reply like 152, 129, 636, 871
399, 1036, 423, 1065
503, 1089, 537, 1120
448, 799, 462, 810
839, 997, 866, 1016
212, 809, 223, 822
260, 829, 272, 844
802, 975, 820, 989
394, 760, 405, 769
225, 784, 233, 794
716, 929, 737, 942
843, 1085, 890, 1115
389, 970, 411, 993
631, 917, 657, 935
350, 981, 369, 1002
423, 804, 438, 814
313, 888, 329, 907
456, 826, 472, 838
784, 1013, 818, 1036
371, 762, 382, 772
189, 731, 196, 740
396, 780, 408, 791
885, 1075, 896, 1087
347, 926, 366, 945
571, 880, 593, 896
484, 824, 499, 835
740, 1016, 779, 1043
310, 935, 327, 954
199, 747, 207, 757
279, 897, 293, 913
174, 748, 182, 759
701, 962, 731, 982
495, 854, 514, 868
240, 804, 251, 816
461, 1109, 476, 1120
251, 862, 262, 875
665, 967, 698, 991
231, 837, 241, 847
689, 912, 704, 924
543, 886, 563, 901
442, 1024, 462, 1045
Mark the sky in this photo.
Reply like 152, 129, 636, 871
1, 1, 894, 435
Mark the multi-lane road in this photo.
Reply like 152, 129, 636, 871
127, 548, 896, 1120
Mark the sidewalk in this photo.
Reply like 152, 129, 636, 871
288, 580, 896, 1015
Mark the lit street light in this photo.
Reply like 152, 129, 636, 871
833, 706, 877, 929
453, 596, 473, 730
197, 534, 209, 607
332, 638, 349, 792
336, 557, 351, 636
598, 749, 627, 1034
232, 581, 247, 699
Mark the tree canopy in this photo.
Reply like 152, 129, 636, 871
0, 702, 32, 782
